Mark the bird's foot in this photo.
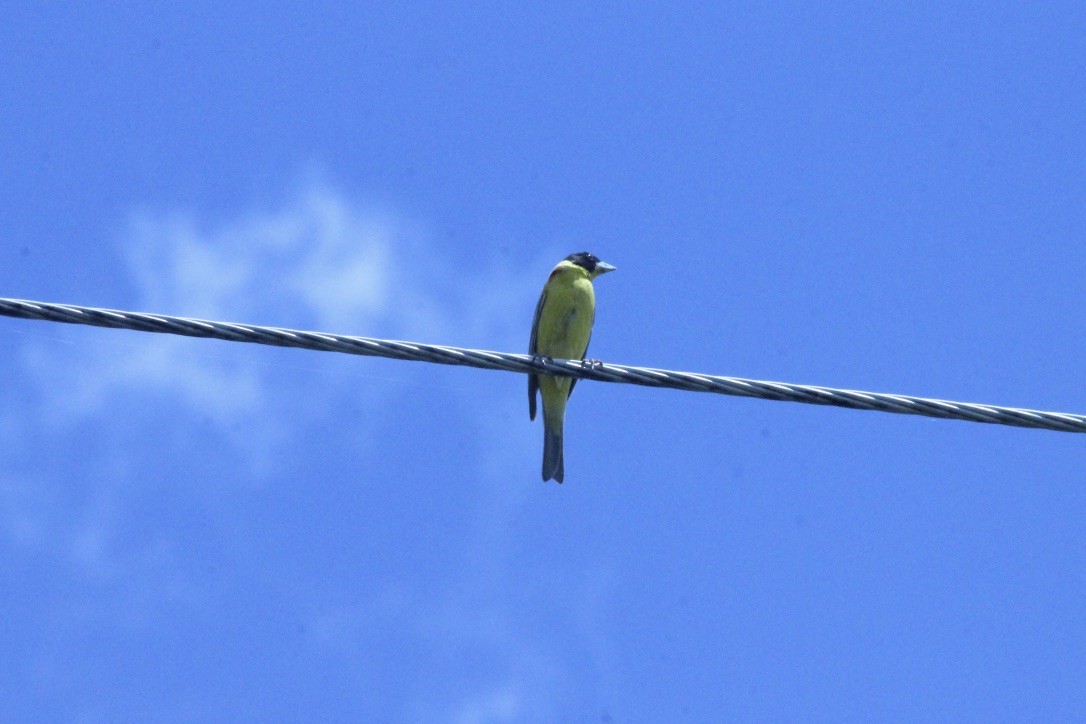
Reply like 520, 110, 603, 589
531, 354, 554, 368
582, 358, 604, 370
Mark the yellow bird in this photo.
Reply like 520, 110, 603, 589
529, 252, 617, 483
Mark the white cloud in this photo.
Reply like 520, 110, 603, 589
4, 181, 549, 562
17, 182, 542, 448
125, 184, 398, 331
1, 182, 576, 717
453, 684, 523, 723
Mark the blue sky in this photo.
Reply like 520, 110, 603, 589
2, 3, 1086, 721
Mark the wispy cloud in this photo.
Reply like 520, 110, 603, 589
2, 178, 555, 572
1, 182, 573, 718
16, 182, 539, 445
125, 185, 398, 331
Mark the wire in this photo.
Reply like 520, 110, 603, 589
2, 296, 1083, 434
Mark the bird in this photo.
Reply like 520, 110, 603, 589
528, 252, 617, 483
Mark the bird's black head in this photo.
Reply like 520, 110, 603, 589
564, 251, 617, 278
566, 252, 602, 272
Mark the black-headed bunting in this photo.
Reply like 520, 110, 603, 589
528, 252, 617, 483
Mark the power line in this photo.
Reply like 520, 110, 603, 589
1, 296, 1083, 434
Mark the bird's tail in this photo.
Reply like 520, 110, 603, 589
542, 415, 564, 483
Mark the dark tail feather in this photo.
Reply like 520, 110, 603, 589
542, 419, 564, 483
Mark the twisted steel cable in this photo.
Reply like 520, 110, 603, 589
2, 296, 1084, 434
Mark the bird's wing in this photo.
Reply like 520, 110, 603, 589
528, 286, 548, 420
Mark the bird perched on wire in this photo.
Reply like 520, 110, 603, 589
528, 252, 617, 483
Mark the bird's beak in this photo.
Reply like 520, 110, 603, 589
595, 261, 617, 275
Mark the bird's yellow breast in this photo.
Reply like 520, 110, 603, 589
536, 266, 596, 360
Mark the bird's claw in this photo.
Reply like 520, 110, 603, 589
531, 353, 554, 368
581, 358, 603, 370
